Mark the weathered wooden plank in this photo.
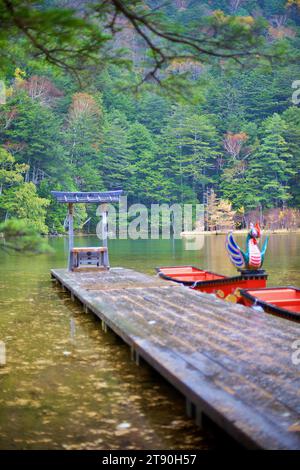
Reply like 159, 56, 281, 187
133, 288, 297, 368
89, 289, 300, 429
105, 287, 300, 386
72, 247, 107, 253
50, 267, 300, 450
95, 286, 298, 394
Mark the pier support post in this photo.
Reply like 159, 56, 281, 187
186, 399, 193, 418
130, 347, 140, 365
101, 204, 109, 268
186, 399, 203, 428
83, 304, 89, 314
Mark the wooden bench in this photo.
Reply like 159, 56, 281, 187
71, 247, 108, 271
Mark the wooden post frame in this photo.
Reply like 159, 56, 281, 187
100, 203, 109, 268
50, 191, 123, 270
68, 203, 74, 271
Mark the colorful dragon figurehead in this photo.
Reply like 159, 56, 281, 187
226, 223, 268, 271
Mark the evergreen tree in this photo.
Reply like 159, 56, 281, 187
101, 110, 133, 191
135, 92, 172, 134
126, 122, 158, 203
249, 113, 295, 208
65, 92, 103, 190
0, 147, 28, 195
204, 73, 247, 133
1, 182, 50, 233
1, 91, 68, 185
282, 106, 300, 206
158, 106, 220, 203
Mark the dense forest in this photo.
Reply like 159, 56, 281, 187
1, 0, 300, 234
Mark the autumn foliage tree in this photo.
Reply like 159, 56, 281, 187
68, 93, 102, 123
223, 132, 249, 160
264, 207, 300, 230
206, 189, 236, 231
18, 76, 63, 107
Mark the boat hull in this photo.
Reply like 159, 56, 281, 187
240, 287, 300, 322
156, 266, 268, 303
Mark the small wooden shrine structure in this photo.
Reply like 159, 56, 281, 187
51, 190, 123, 271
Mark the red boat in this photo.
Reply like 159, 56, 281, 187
240, 287, 300, 322
156, 266, 268, 303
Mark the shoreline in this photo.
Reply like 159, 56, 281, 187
46, 229, 300, 238
181, 229, 300, 236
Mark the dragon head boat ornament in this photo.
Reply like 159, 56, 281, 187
226, 223, 268, 272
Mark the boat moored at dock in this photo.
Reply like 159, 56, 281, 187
156, 265, 268, 303
158, 223, 270, 303
240, 286, 300, 322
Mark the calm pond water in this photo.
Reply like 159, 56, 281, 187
0, 233, 299, 449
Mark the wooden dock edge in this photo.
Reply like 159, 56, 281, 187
50, 268, 300, 450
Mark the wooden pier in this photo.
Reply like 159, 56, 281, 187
51, 267, 300, 450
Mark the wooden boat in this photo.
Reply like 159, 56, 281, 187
156, 266, 268, 303
240, 287, 300, 322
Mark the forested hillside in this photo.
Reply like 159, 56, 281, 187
1, 0, 300, 233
